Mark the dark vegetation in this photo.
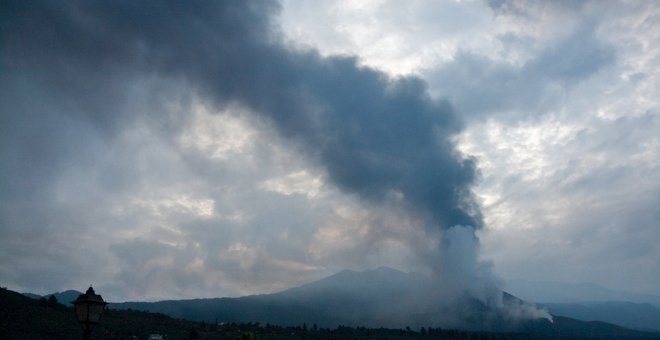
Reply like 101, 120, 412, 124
1, 286, 524, 339
3, 286, 659, 339
109, 268, 660, 338
1, 286, 195, 339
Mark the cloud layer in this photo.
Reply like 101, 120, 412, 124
1, 0, 488, 302
279, 0, 660, 295
2, 0, 659, 304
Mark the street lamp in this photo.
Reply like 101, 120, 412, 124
73, 286, 107, 340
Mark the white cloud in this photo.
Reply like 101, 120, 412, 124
179, 103, 256, 160
260, 170, 325, 198
279, 0, 499, 76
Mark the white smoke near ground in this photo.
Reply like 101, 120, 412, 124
436, 225, 553, 324
502, 297, 554, 323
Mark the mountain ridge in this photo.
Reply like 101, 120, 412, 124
542, 301, 660, 331
22, 289, 83, 306
8, 285, 655, 339
505, 279, 660, 306
107, 267, 656, 337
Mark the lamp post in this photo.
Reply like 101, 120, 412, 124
73, 286, 107, 340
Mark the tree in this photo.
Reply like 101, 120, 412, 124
47, 295, 59, 308
188, 327, 199, 339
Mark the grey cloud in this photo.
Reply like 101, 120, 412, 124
1, 0, 484, 302
2, 0, 479, 228
522, 24, 615, 82
428, 22, 615, 120
475, 110, 660, 294
487, 0, 588, 18
274, 0, 660, 299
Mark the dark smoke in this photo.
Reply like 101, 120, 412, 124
1, 0, 548, 327
2, 0, 480, 230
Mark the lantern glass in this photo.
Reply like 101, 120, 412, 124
73, 286, 107, 325
87, 302, 105, 323
74, 302, 89, 323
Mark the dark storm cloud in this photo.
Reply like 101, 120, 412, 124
1, 0, 481, 232
242, 58, 481, 228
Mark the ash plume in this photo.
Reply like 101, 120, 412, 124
1, 0, 549, 328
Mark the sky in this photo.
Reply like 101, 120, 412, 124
1, 0, 658, 303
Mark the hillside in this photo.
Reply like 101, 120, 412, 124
505, 279, 660, 307
112, 267, 492, 330
0, 286, 205, 339
110, 267, 658, 338
0, 286, 80, 338
5, 285, 627, 339
503, 279, 660, 331
543, 301, 660, 331
23, 289, 83, 306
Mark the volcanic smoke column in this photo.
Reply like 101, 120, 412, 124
2, 0, 481, 288
0, 0, 547, 320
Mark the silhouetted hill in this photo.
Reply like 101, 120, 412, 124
21, 292, 42, 299
1, 286, 80, 338
1, 286, 205, 339
23, 289, 84, 306
5, 283, 657, 339
111, 268, 455, 329
52, 289, 84, 305
505, 279, 660, 307
519, 316, 659, 338
110, 268, 659, 338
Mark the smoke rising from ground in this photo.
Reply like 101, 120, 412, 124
1, 0, 548, 326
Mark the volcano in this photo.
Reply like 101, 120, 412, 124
109, 267, 654, 337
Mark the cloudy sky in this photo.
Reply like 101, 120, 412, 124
1, 0, 658, 302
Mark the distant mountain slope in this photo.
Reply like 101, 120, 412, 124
22, 289, 82, 306
1, 287, 80, 338
505, 279, 660, 306
21, 292, 42, 299
110, 267, 656, 337
112, 267, 429, 329
5, 285, 655, 339
518, 315, 659, 339
49, 290, 83, 305
2, 287, 210, 339
543, 301, 660, 331
503, 279, 660, 331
